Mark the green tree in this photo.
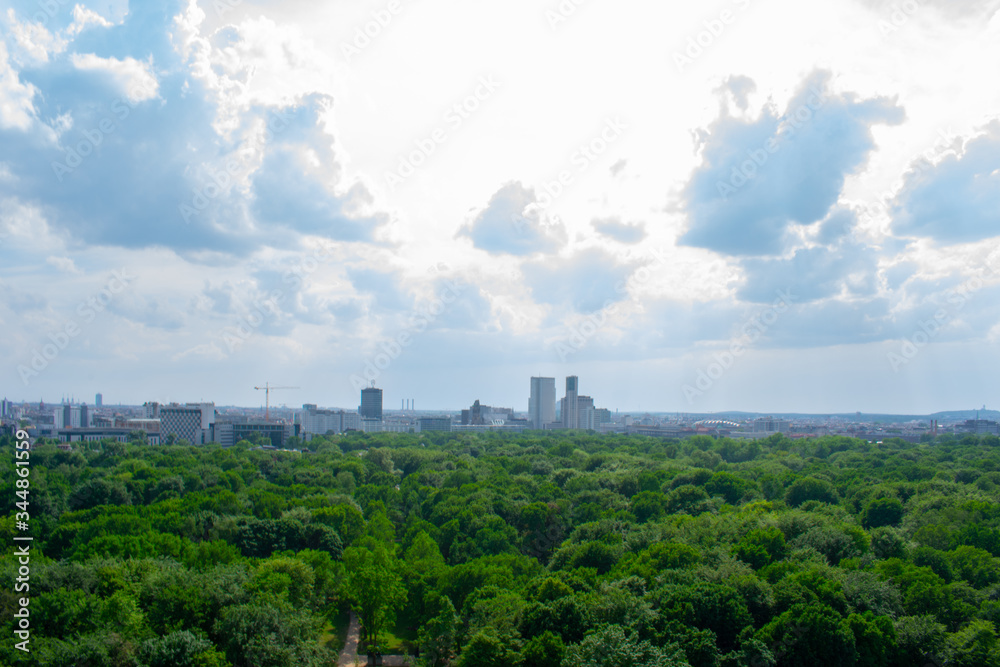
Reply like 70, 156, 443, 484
560, 624, 690, 667
418, 594, 459, 667
785, 477, 838, 507
343, 541, 406, 654
861, 497, 903, 529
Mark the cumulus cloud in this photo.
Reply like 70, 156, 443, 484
592, 217, 647, 244
522, 248, 637, 313
680, 70, 904, 257
891, 121, 1000, 244
457, 181, 567, 256
738, 243, 880, 304
0, 41, 38, 131
70, 53, 159, 102
0, 2, 384, 258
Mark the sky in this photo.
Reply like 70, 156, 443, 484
1, 0, 999, 414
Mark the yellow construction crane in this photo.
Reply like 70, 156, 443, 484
254, 383, 299, 422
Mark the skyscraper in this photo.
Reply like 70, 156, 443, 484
561, 376, 579, 429
360, 387, 383, 421
529, 377, 556, 429
95, 393, 103, 407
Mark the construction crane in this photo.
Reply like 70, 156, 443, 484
254, 383, 299, 422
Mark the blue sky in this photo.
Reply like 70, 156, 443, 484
2, 0, 999, 414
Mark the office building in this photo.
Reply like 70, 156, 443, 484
418, 417, 452, 432
577, 395, 595, 430
160, 403, 216, 445
752, 417, 792, 434
215, 418, 297, 448
560, 376, 580, 429
529, 377, 556, 429
360, 387, 383, 421
461, 400, 514, 426
54, 403, 92, 429
300, 405, 362, 440
959, 419, 1000, 436
56, 428, 161, 446
95, 393, 103, 408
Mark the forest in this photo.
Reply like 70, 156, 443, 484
2, 429, 1000, 666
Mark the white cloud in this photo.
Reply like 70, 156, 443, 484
45, 256, 82, 274
0, 41, 38, 131
70, 53, 160, 102
68, 5, 114, 36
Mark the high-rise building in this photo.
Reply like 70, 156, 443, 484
577, 395, 595, 430
529, 377, 556, 429
560, 376, 579, 429
95, 393, 103, 408
55, 403, 91, 429
360, 387, 383, 421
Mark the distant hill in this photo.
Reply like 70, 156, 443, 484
670, 409, 1000, 424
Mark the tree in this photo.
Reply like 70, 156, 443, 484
343, 541, 407, 655
785, 477, 838, 507
560, 624, 690, 667
418, 594, 459, 667
861, 497, 903, 529
520, 631, 566, 667
456, 630, 513, 667
756, 603, 856, 667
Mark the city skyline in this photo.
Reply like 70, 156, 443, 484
3, 2, 1000, 414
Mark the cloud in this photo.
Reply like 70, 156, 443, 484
70, 53, 159, 102
592, 217, 647, 244
680, 70, 905, 257
858, 0, 1000, 21
522, 248, 637, 313
45, 255, 80, 273
0, 40, 38, 131
738, 242, 880, 304
891, 121, 1000, 244
0, 2, 385, 258
718, 75, 756, 112
457, 181, 567, 256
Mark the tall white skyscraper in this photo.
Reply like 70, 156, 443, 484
529, 377, 556, 429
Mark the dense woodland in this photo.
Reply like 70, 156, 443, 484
2, 430, 1000, 666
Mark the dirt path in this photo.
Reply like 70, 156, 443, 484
338, 612, 362, 667
337, 613, 412, 666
